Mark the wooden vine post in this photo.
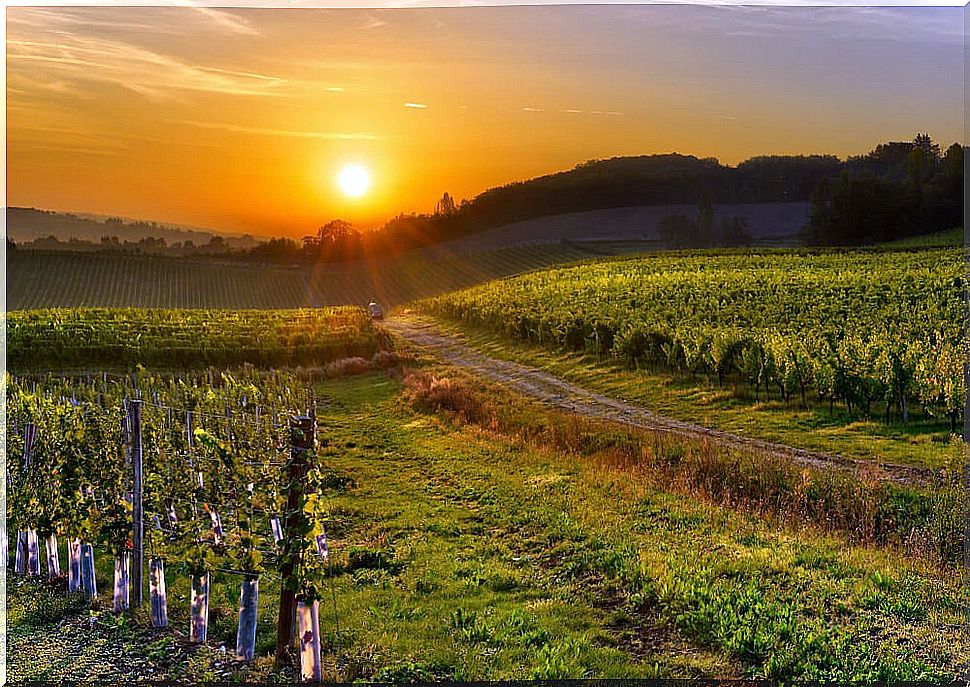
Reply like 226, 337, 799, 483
275, 415, 314, 667
129, 400, 145, 607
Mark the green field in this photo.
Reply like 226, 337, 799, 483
882, 228, 963, 248
8, 371, 968, 682
7, 307, 385, 371
8, 244, 969, 683
415, 247, 963, 468
7, 242, 640, 310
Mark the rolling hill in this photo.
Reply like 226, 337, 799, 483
438, 202, 809, 254
6, 241, 633, 310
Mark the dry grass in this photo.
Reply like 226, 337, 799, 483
310, 351, 413, 379
402, 368, 962, 563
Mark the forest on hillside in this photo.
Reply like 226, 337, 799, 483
235, 133, 966, 260
9, 134, 963, 263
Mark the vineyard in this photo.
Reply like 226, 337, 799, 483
8, 245, 970, 681
7, 307, 386, 371
6, 242, 628, 310
9, 370, 969, 682
418, 247, 965, 430
6, 370, 337, 679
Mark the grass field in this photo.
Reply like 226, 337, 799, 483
882, 228, 963, 248
7, 242, 643, 310
8, 370, 968, 682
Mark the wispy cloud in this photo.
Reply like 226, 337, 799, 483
523, 107, 544, 112
181, 120, 385, 141
8, 5, 260, 37
360, 13, 388, 30
404, 102, 427, 109
6, 8, 181, 34
713, 5, 963, 44
7, 34, 285, 100
8, 6, 276, 103
187, 6, 260, 36
9, 143, 127, 158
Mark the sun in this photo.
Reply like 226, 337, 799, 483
337, 164, 371, 198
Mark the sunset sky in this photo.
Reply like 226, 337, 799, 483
6, 4, 964, 237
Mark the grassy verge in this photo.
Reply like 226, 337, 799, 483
9, 370, 968, 682
396, 313, 957, 470
881, 228, 963, 248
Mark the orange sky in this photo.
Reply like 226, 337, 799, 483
6, 5, 963, 237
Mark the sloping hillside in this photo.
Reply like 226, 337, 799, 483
6, 207, 257, 247
438, 202, 809, 254
7, 241, 624, 310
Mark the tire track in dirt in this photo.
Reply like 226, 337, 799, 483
384, 317, 939, 487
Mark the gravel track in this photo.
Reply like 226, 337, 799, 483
384, 317, 939, 487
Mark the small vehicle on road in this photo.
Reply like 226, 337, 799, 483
368, 301, 384, 320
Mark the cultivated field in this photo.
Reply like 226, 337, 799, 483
441, 202, 810, 253
7, 242, 631, 310
415, 247, 963, 468
8, 370, 969, 682
7, 307, 384, 370
7, 244, 968, 683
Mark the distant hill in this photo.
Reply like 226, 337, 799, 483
378, 153, 840, 250
6, 207, 261, 247
378, 140, 961, 251
435, 202, 810, 255
10, 136, 961, 257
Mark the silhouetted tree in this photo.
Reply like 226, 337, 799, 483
697, 192, 715, 245
807, 134, 960, 245
435, 192, 457, 216
659, 214, 697, 248
717, 217, 752, 247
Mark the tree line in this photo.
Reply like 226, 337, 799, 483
290, 134, 961, 260
11, 134, 962, 262
806, 134, 963, 245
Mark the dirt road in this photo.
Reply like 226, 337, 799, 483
384, 317, 939, 487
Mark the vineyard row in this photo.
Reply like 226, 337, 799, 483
7, 373, 340, 680
419, 249, 964, 427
